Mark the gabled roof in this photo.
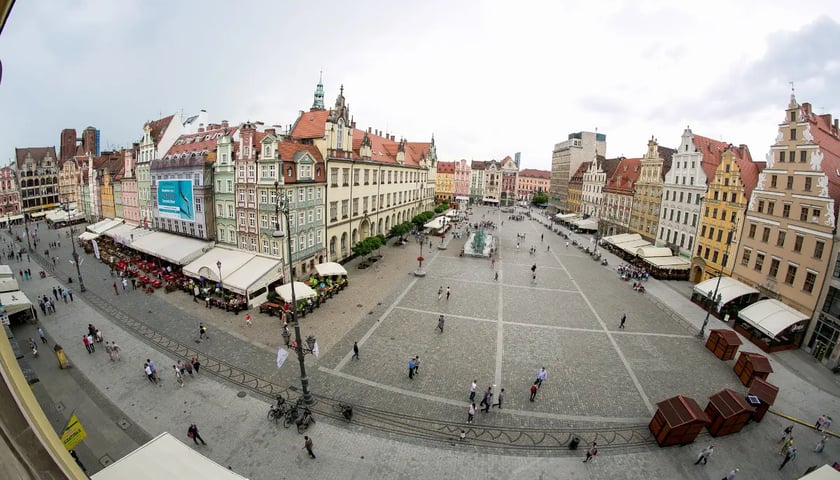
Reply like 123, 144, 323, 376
601, 157, 623, 178
404, 141, 432, 165
471, 161, 486, 170
728, 144, 764, 198
15, 147, 58, 167
165, 126, 238, 158
148, 115, 175, 144
276, 141, 324, 163
570, 161, 591, 184
604, 157, 642, 194
693, 134, 730, 183
437, 161, 455, 174
659, 146, 676, 178
290, 110, 330, 140
350, 129, 430, 167
519, 168, 551, 179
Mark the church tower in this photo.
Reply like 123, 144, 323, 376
312, 72, 325, 111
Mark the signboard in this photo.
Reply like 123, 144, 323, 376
61, 414, 87, 450
157, 180, 195, 221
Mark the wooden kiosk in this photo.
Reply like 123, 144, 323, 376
705, 329, 742, 361
704, 388, 755, 436
746, 377, 779, 422
649, 395, 710, 447
733, 352, 773, 386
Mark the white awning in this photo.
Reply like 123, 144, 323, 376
223, 255, 284, 296
555, 213, 577, 220
424, 216, 449, 230
636, 247, 674, 258
314, 262, 348, 277
45, 209, 85, 223
643, 256, 691, 270
559, 215, 581, 223
103, 223, 141, 242
130, 232, 213, 266
573, 219, 599, 230
798, 465, 840, 480
30, 211, 48, 218
88, 218, 124, 234
183, 247, 255, 283
6, 214, 24, 221
91, 432, 248, 480
738, 299, 809, 339
78, 232, 99, 241
0, 291, 32, 316
482, 197, 499, 203
275, 281, 317, 302
0, 277, 19, 293
617, 239, 652, 254
603, 233, 642, 245
455, 196, 469, 201
693, 276, 760, 305
0, 265, 13, 277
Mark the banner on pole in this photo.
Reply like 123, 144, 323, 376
61, 414, 87, 450
276, 348, 289, 368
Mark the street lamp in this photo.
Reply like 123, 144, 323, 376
216, 260, 223, 297
697, 224, 735, 338
64, 204, 86, 292
23, 213, 32, 253
274, 181, 315, 405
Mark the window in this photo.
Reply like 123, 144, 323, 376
771, 175, 778, 188
757, 201, 764, 213
769, 258, 780, 277
812, 208, 821, 223
787, 176, 794, 190
804, 177, 812, 191
341, 200, 349, 218
260, 190, 267, 204
299, 188, 305, 202
784, 264, 797, 285
782, 204, 790, 218
352, 198, 359, 216
790, 129, 797, 140
718, 229, 725, 242
315, 207, 322, 222
260, 214, 268, 229
804, 271, 817, 293
342, 168, 350, 186
712, 250, 719, 263
239, 212, 245, 226
754, 253, 765, 272
353, 168, 360, 186
800, 150, 807, 163
777, 231, 786, 247
330, 168, 338, 186
767, 202, 774, 216
815, 240, 825, 259
701, 225, 707, 237
704, 247, 710, 260
271, 240, 279, 256
248, 212, 255, 227
692, 214, 697, 227
761, 227, 769, 242
364, 169, 370, 185
298, 211, 305, 226
800, 207, 808, 221
794, 234, 803, 252
248, 190, 255, 203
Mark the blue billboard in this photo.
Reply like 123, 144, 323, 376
157, 179, 195, 221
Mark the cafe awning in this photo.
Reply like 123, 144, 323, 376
555, 213, 577, 220
130, 232, 212, 266
481, 197, 499, 203
0, 291, 33, 316
693, 277, 759, 305
223, 255, 284, 296
103, 223, 144, 243
0, 277, 19, 293
88, 218, 124, 234
643, 256, 692, 270
78, 232, 99, 241
573, 219, 599, 230
636, 247, 673, 258
603, 233, 642, 245
737, 299, 809, 339
183, 247, 254, 283
314, 262, 348, 277
275, 282, 317, 302
424, 216, 449, 230
617, 239, 653, 254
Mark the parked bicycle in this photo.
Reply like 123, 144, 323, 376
267, 396, 286, 425
333, 402, 353, 422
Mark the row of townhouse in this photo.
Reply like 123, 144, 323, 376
10, 79, 437, 280
435, 157, 549, 205
553, 94, 840, 367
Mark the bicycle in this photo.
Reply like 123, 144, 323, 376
283, 399, 303, 428
333, 402, 353, 422
267, 396, 286, 425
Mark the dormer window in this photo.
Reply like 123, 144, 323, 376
265, 146, 272, 158
287, 167, 293, 178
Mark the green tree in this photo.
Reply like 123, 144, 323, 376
531, 192, 549, 205
388, 222, 412, 239
411, 211, 435, 228
352, 236, 384, 257
434, 204, 448, 214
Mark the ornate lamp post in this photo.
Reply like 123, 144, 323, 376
64, 204, 86, 292
274, 181, 315, 405
697, 224, 736, 338
216, 260, 223, 296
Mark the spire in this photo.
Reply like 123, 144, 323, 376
788, 81, 797, 108
312, 71, 325, 110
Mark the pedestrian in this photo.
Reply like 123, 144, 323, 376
816, 414, 827, 430
82, 335, 92, 354
779, 436, 794, 456
303, 436, 315, 458
619, 314, 626, 329
173, 365, 184, 387
530, 382, 538, 401
110, 341, 121, 361
68, 289, 74, 302
69, 449, 86, 473
245, 313, 252, 326
191, 357, 200, 374
494, 271, 499, 281
467, 403, 475, 424
493, 388, 505, 409
779, 447, 796, 470
187, 423, 207, 445
480, 387, 493, 413
531, 272, 536, 284
95, 329, 103, 344
816, 435, 828, 453
408, 357, 415, 379
144, 363, 156, 383
352, 341, 360, 360
199, 323, 208, 340
446, 286, 451, 301
122, 278, 128, 291
536, 367, 547, 387
583, 442, 598, 462
722, 468, 738, 480
37, 327, 47, 344
566, 241, 569, 248
437, 286, 443, 301
469, 380, 477, 401
147, 359, 159, 383
61, 289, 68, 303
437, 315, 445, 333
459, 430, 466, 441
105, 342, 114, 361
131, 277, 137, 290
822, 416, 833, 432
695, 445, 714, 465
547, 244, 550, 252
780, 424, 793, 442
113, 281, 119, 295
184, 359, 194, 377
414, 356, 421, 375
52, 286, 58, 300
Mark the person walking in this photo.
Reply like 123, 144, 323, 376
437, 315, 445, 333
173, 365, 184, 387
779, 436, 794, 456
779, 447, 796, 470
694, 445, 714, 465
821, 416, 833, 432
494, 271, 499, 281
191, 357, 200, 374
199, 323, 208, 340
187, 423, 207, 445
245, 313, 252, 326
816, 435, 828, 453
68, 289, 74, 302
437, 286, 443, 301
37, 327, 47, 344
413, 356, 421, 375
408, 357, 415, 379
110, 341, 121, 361
816, 414, 827, 430
480, 387, 493, 413
780, 424, 793, 442
82, 335, 92, 354
184, 359, 194, 377
105, 342, 113, 361
303, 436, 315, 458
122, 278, 128, 291
619, 314, 626, 329
467, 403, 476, 424
352, 341, 360, 360
446, 286, 451, 301
469, 380, 477, 402
529, 382, 538, 401
113, 282, 119, 295
52, 286, 58, 300
144, 363, 156, 383
493, 388, 505, 409
536, 367, 547, 387
722, 468, 739, 480
583, 442, 598, 462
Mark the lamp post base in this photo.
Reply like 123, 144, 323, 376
413, 269, 426, 277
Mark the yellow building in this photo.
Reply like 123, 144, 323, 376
691, 145, 762, 282
435, 161, 454, 203
566, 161, 589, 214
630, 138, 675, 242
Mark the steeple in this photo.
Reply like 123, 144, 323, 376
788, 81, 797, 108
312, 71, 325, 110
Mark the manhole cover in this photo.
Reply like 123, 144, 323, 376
99, 454, 113, 467
117, 419, 131, 430
237, 391, 247, 398
55, 402, 65, 412
356, 304, 363, 308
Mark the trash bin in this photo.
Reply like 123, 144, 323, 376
54, 344, 70, 369
569, 436, 580, 450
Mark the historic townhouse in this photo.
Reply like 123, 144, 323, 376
516, 168, 550, 201
234, 122, 266, 252
15, 146, 59, 215
629, 138, 674, 243
435, 161, 454, 203
59, 156, 85, 207
94, 151, 125, 220
691, 144, 761, 282
732, 96, 840, 327
453, 159, 471, 203
120, 145, 140, 225
469, 161, 485, 204
213, 128, 240, 247
0, 166, 21, 217
499, 156, 519, 206
483, 160, 501, 205
566, 162, 589, 214
152, 124, 225, 240
549, 131, 606, 213
138, 114, 183, 228
290, 83, 436, 262
657, 129, 729, 257
581, 156, 619, 219
601, 157, 641, 236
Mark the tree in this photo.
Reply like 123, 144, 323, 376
387, 222, 412, 239
411, 211, 435, 228
352, 235, 384, 257
434, 204, 448, 214
531, 192, 549, 205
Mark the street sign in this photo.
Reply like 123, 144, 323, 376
61, 414, 87, 450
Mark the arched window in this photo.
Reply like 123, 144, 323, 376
336, 121, 344, 150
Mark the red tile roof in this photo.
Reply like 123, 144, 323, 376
276, 141, 324, 163
693, 134, 730, 183
802, 103, 840, 216
165, 126, 239, 158
604, 157, 642, 194
570, 161, 590, 183
437, 161, 455, 174
519, 168, 551, 179
471, 161, 486, 170
148, 115, 175, 144
350, 129, 430, 167
728, 144, 763, 198
15, 146, 58, 167
290, 110, 330, 139
404, 141, 432, 166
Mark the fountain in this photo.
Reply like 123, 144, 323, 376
464, 227, 493, 257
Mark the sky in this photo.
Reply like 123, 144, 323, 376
1, 0, 839, 171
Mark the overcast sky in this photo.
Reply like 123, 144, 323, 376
1, 0, 838, 171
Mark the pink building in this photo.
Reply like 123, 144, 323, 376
121, 146, 140, 225
453, 159, 471, 202
0, 166, 20, 217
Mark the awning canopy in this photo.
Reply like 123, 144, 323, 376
643, 256, 691, 270
603, 233, 642, 245
275, 281, 317, 302
617, 239, 653, 254
555, 213, 577, 220
798, 465, 840, 480
183, 247, 255, 283
45, 209, 85, 223
0, 277, 20, 293
78, 232, 99, 241
223, 255, 284, 296
0, 291, 32, 316
424, 216, 449, 230
88, 218, 124, 234
30, 211, 48, 218
636, 247, 674, 258
103, 223, 144, 243
91, 432, 248, 480
481, 197, 499, 203
455, 195, 469, 201
573, 219, 599, 230
314, 262, 348, 277
693, 277, 760, 305
0, 265, 12, 277
738, 299, 809, 339
130, 232, 212, 266
5, 214, 24, 221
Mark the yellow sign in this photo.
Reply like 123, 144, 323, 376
61, 414, 87, 450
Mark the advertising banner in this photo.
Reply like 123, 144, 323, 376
157, 179, 195, 221
61, 414, 87, 450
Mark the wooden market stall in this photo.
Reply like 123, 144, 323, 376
733, 352, 773, 386
746, 377, 779, 422
704, 388, 755, 437
649, 395, 710, 447
705, 329, 742, 361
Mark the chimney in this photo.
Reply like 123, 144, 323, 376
266, 128, 276, 136
367, 127, 371, 134
351, 121, 356, 129
221, 120, 229, 128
